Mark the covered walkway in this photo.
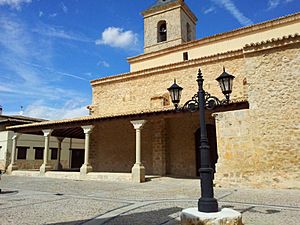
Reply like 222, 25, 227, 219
6, 101, 248, 182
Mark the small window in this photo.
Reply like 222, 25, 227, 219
51, 148, 58, 160
17, 146, 28, 160
157, 21, 167, 43
183, 52, 189, 61
34, 147, 44, 160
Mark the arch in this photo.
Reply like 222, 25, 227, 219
157, 20, 167, 43
186, 22, 192, 42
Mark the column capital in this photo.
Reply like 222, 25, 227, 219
42, 129, 53, 137
56, 137, 65, 142
131, 120, 147, 130
82, 125, 94, 134
12, 133, 21, 140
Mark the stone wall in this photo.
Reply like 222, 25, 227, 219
89, 113, 217, 177
180, 9, 196, 42
144, 6, 182, 53
214, 44, 300, 188
16, 160, 69, 170
91, 36, 299, 188
91, 56, 246, 117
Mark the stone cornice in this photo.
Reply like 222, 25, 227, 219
91, 49, 244, 86
128, 12, 300, 64
243, 33, 299, 53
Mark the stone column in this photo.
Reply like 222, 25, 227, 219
131, 120, 147, 183
54, 137, 64, 170
40, 129, 53, 175
80, 125, 94, 176
7, 133, 21, 175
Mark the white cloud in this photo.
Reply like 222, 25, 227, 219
203, 6, 216, 14
0, 14, 90, 119
49, 13, 57, 18
267, 0, 280, 10
211, 0, 253, 26
22, 99, 89, 120
23, 62, 89, 81
0, 0, 31, 10
32, 24, 92, 42
39, 11, 44, 17
267, 0, 294, 10
60, 2, 68, 14
95, 27, 138, 49
97, 60, 110, 68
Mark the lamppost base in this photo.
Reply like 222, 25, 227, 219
181, 208, 243, 225
198, 197, 218, 212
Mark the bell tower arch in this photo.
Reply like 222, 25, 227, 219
142, 0, 197, 53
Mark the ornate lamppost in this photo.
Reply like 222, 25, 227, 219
168, 68, 235, 213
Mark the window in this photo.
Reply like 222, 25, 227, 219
17, 146, 28, 160
51, 148, 58, 160
183, 52, 189, 61
186, 23, 192, 42
157, 21, 167, 43
34, 147, 44, 160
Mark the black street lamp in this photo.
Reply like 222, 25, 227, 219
168, 68, 235, 213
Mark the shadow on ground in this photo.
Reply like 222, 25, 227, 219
0, 190, 19, 195
47, 207, 182, 225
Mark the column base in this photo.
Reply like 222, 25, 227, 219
6, 163, 18, 175
54, 162, 63, 171
40, 164, 52, 175
181, 208, 243, 225
131, 163, 145, 183
80, 164, 93, 176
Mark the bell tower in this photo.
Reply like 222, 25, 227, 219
142, 0, 197, 53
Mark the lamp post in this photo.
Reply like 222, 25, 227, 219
168, 68, 235, 213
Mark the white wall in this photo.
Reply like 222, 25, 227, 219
0, 131, 84, 170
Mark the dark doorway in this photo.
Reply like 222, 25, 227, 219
195, 124, 218, 176
70, 149, 84, 170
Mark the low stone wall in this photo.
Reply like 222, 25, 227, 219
15, 160, 69, 170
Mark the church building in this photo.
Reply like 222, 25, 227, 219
6, 0, 300, 188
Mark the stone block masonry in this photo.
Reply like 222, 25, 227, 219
90, 36, 300, 188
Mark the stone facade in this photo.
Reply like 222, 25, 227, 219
90, 33, 300, 187
214, 45, 300, 189
91, 55, 246, 117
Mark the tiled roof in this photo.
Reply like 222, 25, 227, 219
143, 0, 179, 13
0, 115, 46, 122
244, 33, 299, 48
7, 98, 248, 131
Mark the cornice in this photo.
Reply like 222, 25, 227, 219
92, 33, 299, 87
243, 33, 299, 53
91, 49, 244, 86
128, 12, 300, 64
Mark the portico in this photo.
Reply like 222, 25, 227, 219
6, 101, 247, 182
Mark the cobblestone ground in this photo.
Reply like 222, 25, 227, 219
0, 175, 299, 225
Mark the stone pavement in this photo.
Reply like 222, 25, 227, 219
0, 175, 299, 225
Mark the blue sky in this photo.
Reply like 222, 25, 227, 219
0, 0, 299, 119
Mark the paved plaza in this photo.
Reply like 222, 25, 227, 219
0, 175, 299, 225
